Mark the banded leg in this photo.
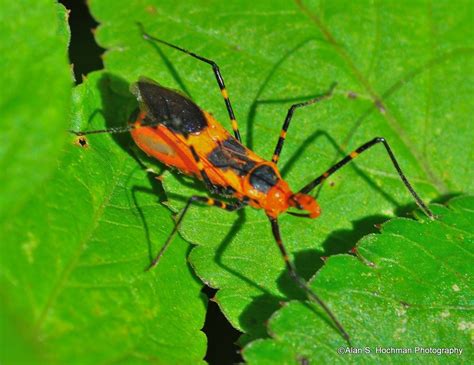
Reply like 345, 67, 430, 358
70, 125, 135, 136
271, 82, 337, 164
269, 217, 351, 344
147, 196, 246, 270
299, 137, 434, 218
138, 23, 242, 142
69, 111, 153, 136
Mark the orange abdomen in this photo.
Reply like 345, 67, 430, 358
131, 123, 200, 177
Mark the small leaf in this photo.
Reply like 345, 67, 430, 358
243, 196, 473, 363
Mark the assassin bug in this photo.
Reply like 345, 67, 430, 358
71, 24, 434, 344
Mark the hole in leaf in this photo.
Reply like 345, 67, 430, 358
75, 136, 88, 148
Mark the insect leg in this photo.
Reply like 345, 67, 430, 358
147, 196, 246, 270
137, 23, 242, 142
269, 217, 351, 344
299, 137, 434, 218
69, 125, 135, 136
271, 83, 337, 164
69, 110, 161, 136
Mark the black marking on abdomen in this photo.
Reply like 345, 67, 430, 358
208, 137, 256, 176
131, 77, 207, 135
222, 137, 246, 154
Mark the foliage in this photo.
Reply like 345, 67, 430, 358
0, 3, 206, 365
91, 0, 472, 354
1, 0, 472, 364
243, 196, 473, 364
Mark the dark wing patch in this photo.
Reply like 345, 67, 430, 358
130, 78, 207, 135
249, 165, 278, 193
222, 137, 246, 154
208, 137, 256, 176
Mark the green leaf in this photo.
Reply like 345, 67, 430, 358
0, 2, 71, 222
1, 31, 207, 365
87, 0, 472, 358
0, 2, 71, 364
243, 195, 473, 364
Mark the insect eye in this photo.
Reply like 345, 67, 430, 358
249, 165, 278, 193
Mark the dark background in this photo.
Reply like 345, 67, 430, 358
59, 0, 242, 363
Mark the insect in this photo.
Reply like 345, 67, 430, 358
71, 24, 434, 344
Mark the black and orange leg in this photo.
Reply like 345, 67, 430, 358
299, 137, 434, 218
137, 23, 242, 142
269, 217, 351, 344
147, 196, 246, 270
271, 82, 337, 164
